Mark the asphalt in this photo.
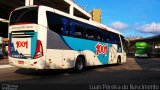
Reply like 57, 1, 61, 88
0, 58, 160, 90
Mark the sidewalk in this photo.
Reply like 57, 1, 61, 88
0, 58, 14, 69
0, 58, 9, 65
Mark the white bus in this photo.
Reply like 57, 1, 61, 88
8, 5, 127, 71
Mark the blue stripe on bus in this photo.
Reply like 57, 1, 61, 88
62, 36, 112, 64
31, 32, 37, 58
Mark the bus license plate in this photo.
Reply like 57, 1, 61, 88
18, 61, 24, 64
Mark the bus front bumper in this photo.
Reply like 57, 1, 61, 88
135, 53, 148, 57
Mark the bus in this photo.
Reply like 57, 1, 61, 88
135, 42, 149, 57
8, 5, 127, 71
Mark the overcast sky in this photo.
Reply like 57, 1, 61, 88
74, 0, 160, 38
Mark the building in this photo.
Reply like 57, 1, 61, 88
91, 9, 101, 23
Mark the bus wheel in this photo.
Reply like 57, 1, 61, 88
75, 57, 85, 72
116, 57, 121, 65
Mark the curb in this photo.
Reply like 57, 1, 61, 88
0, 64, 14, 69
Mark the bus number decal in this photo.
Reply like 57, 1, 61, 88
16, 41, 28, 49
96, 43, 108, 56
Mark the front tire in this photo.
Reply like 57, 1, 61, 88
74, 57, 85, 72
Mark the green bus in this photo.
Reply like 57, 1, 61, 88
134, 42, 149, 57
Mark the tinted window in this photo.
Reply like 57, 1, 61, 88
10, 7, 38, 25
65, 21, 71, 36
85, 27, 95, 40
121, 36, 129, 53
103, 31, 110, 42
109, 32, 121, 44
96, 30, 103, 41
114, 34, 120, 44
74, 24, 84, 38
46, 11, 63, 34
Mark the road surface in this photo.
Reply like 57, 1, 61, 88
0, 58, 160, 90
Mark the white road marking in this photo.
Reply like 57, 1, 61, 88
148, 68, 160, 71
0, 64, 14, 69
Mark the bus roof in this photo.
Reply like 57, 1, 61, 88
13, 5, 122, 35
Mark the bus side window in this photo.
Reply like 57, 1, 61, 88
96, 30, 103, 42
66, 21, 71, 36
115, 34, 120, 44
113, 33, 117, 43
74, 24, 83, 38
104, 31, 110, 43
46, 11, 62, 35
110, 32, 114, 43
85, 27, 95, 40
103, 31, 107, 42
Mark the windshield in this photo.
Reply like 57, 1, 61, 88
121, 36, 129, 53
10, 7, 38, 25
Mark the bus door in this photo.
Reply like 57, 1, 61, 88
121, 36, 128, 62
